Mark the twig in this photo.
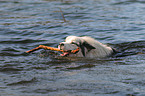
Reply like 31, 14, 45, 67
26, 45, 80, 54
26, 45, 64, 53
59, 8, 66, 22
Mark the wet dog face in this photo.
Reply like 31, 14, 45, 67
58, 42, 79, 57
58, 36, 96, 57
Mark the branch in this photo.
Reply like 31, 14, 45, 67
59, 8, 66, 22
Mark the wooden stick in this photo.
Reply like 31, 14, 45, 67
59, 8, 66, 22
26, 45, 80, 54
71, 47, 80, 54
26, 46, 41, 53
26, 45, 64, 53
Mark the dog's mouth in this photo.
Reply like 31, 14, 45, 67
60, 51, 70, 57
58, 43, 80, 57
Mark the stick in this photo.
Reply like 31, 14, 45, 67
71, 47, 80, 54
59, 8, 66, 22
26, 45, 80, 54
26, 46, 41, 53
26, 45, 64, 53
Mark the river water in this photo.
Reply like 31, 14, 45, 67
0, 0, 145, 96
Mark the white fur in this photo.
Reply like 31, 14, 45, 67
58, 36, 113, 58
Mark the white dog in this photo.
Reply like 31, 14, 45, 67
58, 36, 114, 58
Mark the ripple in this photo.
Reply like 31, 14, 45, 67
66, 64, 96, 70
1, 0, 145, 96
0, 39, 45, 44
0, 67, 22, 72
7, 77, 37, 86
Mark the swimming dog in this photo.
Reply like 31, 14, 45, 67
58, 36, 114, 58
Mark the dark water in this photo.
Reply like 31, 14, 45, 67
0, 0, 145, 96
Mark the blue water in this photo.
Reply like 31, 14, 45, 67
0, 0, 145, 96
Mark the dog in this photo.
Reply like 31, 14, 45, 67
58, 36, 114, 58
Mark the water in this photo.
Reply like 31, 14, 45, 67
0, 0, 145, 96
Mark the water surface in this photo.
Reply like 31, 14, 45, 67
0, 0, 145, 96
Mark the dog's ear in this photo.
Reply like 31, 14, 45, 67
82, 41, 96, 52
71, 41, 95, 57
80, 44, 86, 57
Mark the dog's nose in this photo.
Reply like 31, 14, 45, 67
58, 43, 64, 50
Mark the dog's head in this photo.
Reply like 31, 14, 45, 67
58, 36, 96, 57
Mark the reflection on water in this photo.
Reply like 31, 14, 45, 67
0, 0, 145, 96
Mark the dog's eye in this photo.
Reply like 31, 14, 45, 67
71, 41, 79, 46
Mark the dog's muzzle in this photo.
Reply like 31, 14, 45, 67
58, 43, 80, 57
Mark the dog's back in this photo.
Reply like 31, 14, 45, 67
63, 36, 113, 58
80, 36, 113, 58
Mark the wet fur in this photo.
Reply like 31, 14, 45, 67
58, 36, 113, 58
